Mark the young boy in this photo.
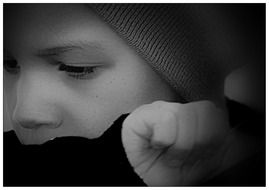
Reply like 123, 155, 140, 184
4, 4, 265, 186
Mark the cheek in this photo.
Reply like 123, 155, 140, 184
57, 75, 144, 139
58, 87, 121, 138
75, 58, 178, 126
4, 59, 177, 141
100, 62, 177, 108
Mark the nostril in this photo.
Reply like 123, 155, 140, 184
12, 100, 62, 130
18, 119, 62, 130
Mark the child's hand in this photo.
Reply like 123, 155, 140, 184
122, 100, 231, 186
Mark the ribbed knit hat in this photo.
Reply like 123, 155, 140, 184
88, 4, 244, 102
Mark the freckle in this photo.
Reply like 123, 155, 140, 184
95, 95, 98, 98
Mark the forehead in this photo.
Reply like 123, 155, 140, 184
4, 4, 98, 27
4, 4, 104, 52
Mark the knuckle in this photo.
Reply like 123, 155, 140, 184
154, 101, 182, 113
150, 101, 164, 109
124, 108, 146, 127
123, 113, 136, 128
152, 100, 166, 105
190, 100, 217, 117
161, 110, 177, 123
132, 103, 151, 116
169, 102, 182, 113
177, 102, 194, 115
198, 100, 216, 110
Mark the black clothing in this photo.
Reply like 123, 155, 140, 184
4, 114, 145, 186
3, 99, 265, 186
202, 99, 265, 186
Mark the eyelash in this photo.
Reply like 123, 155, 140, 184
58, 63, 97, 80
4, 59, 97, 80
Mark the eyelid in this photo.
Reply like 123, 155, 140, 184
59, 63, 96, 71
50, 53, 109, 65
58, 62, 98, 80
54, 61, 105, 68
38, 49, 111, 67
61, 62, 103, 66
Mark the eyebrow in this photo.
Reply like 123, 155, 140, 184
36, 41, 106, 57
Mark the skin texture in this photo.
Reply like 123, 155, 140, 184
122, 100, 231, 185
4, 4, 179, 145
122, 100, 261, 186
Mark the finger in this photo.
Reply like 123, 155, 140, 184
164, 105, 197, 165
122, 106, 177, 152
150, 111, 178, 149
122, 110, 150, 154
174, 104, 197, 151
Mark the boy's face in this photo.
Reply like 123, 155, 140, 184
4, 4, 178, 144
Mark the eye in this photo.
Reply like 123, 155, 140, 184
4, 58, 20, 74
58, 63, 97, 80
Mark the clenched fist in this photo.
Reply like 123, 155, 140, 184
122, 100, 232, 186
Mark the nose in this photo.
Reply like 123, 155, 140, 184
18, 118, 59, 129
15, 115, 62, 130
12, 69, 62, 130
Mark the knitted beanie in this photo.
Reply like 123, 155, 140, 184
88, 4, 243, 102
